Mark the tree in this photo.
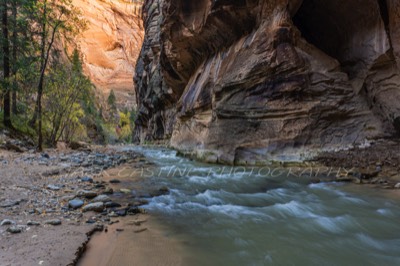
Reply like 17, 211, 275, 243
107, 89, 117, 111
1, 0, 12, 128
27, 0, 86, 150
43, 49, 93, 146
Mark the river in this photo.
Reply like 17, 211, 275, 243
115, 146, 400, 265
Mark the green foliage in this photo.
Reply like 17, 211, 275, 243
42, 54, 93, 145
0, 1, 135, 147
107, 89, 117, 111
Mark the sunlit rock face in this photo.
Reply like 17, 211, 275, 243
72, 0, 144, 109
134, 0, 400, 165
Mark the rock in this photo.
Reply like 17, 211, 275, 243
127, 207, 146, 215
0, 200, 20, 208
27, 221, 41, 226
134, 228, 147, 233
1, 219, 16, 226
91, 195, 111, 203
150, 187, 170, 197
134, 0, 400, 164
7, 226, 22, 234
120, 189, 131, 194
108, 212, 118, 218
128, 219, 147, 226
83, 202, 104, 212
115, 209, 127, 217
69, 199, 85, 209
394, 183, 400, 189
69, 141, 90, 151
69, 0, 143, 109
47, 184, 61, 191
103, 187, 114, 195
109, 179, 121, 184
41, 153, 50, 159
94, 184, 106, 189
45, 219, 62, 226
76, 190, 97, 199
104, 202, 122, 208
130, 199, 149, 207
81, 176, 93, 183
159, 186, 169, 193
2, 141, 24, 153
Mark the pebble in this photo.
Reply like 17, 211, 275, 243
69, 199, 85, 209
115, 209, 127, 217
104, 202, 122, 208
1, 219, 16, 226
27, 221, 41, 226
134, 228, 147, 233
47, 184, 61, 191
91, 195, 111, 203
120, 189, 131, 194
7, 226, 22, 234
45, 219, 62, 226
104, 187, 114, 194
0, 200, 20, 208
110, 179, 121, 184
127, 207, 146, 215
76, 190, 98, 199
83, 202, 104, 212
81, 176, 94, 183
108, 212, 118, 217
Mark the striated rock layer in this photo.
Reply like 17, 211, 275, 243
134, 0, 400, 165
72, 0, 144, 109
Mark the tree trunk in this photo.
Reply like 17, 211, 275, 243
29, 0, 47, 128
2, 0, 12, 128
11, 0, 17, 115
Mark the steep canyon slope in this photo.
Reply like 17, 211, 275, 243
134, 0, 400, 164
72, 0, 144, 109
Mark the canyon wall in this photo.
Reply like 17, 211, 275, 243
135, 0, 400, 164
72, 0, 144, 109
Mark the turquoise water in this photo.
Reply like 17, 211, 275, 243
124, 147, 400, 266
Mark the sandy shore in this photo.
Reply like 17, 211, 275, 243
78, 215, 184, 266
0, 145, 183, 266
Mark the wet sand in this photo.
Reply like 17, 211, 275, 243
78, 215, 185, 266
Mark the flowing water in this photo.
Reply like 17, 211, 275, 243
119, 147, 400, 265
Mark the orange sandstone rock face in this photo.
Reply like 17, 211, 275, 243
72, 0, 144, 109
135, 0, 400, 164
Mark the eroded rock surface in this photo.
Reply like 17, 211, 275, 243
135, 0, 400, 164
72, 0, 144, 109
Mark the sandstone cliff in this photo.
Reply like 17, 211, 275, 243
135, 0, 400, 165
72, 0, 144, 109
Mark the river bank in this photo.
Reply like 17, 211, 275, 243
1, 137, 400, 265
0, 144, 168, 266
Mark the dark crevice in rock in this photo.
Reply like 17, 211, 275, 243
292, 0, 343, 63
